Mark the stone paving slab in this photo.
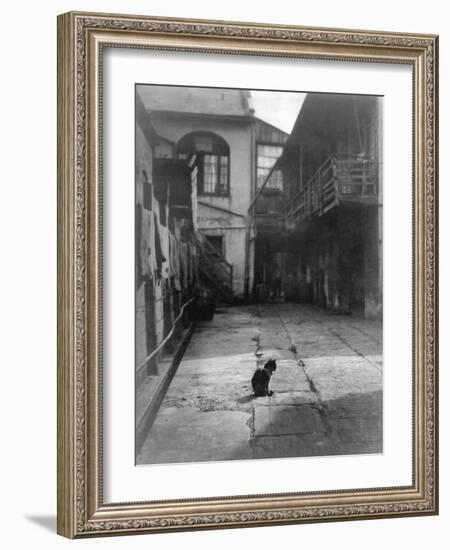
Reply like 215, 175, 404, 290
137, 408, 252, 464
254, 404, 325, 437
303, 357, 382, 402
253, 391, 315, 406
264, 359, 311, 393
335, 441, 383, 455
330, 422, 382, 444
325, 390, 382, 418
253, 433, 337, 459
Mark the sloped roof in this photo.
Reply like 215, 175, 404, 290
254, 117, 289, 144
288, 93, 379, 147
137, 85, 254, 117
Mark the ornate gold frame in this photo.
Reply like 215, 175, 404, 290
57, 11, 439, 538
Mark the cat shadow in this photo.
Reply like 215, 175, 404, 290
236, 394, 256, 404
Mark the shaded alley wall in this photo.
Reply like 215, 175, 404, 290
135, 112, 199, 379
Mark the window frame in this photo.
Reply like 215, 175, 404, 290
256, 141, 284, 192
177, 132, 230, 197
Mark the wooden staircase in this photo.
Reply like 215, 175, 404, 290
198, 237, 234, 303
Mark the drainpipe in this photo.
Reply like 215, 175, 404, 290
244, 120, 255, 300
353, 97, 364, 153
244, 218, 251, 301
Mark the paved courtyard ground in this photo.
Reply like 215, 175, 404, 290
137, 303, 382, 464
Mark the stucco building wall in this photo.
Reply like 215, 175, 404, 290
151, 112, 253, 296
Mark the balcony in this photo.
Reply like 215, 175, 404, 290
286, 155, 379, 225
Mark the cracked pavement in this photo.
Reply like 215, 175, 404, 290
137, 303, 383, 465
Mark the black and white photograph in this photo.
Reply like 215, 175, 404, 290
135, 84, 383, 465
0, 0, 443, 544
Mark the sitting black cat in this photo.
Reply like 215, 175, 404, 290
251, 359, 277, 397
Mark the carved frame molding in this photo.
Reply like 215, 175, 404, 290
57, 11, 438, 538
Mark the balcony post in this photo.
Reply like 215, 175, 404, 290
332, 156, 339, 206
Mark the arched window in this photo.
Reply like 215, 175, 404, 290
177, 132, 230, 196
